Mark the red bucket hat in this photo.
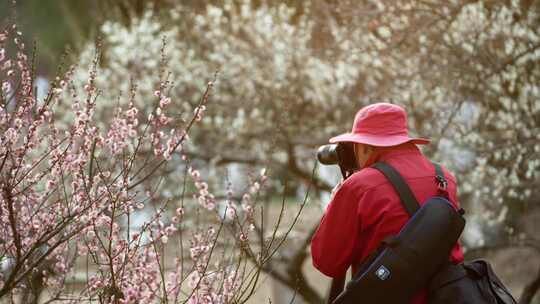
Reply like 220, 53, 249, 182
329, 103, 430, 147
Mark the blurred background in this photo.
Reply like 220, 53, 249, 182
1, 0, 539, 303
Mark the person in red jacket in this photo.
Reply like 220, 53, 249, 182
311, 102, 464, 303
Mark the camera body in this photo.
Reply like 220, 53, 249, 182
317, 143, 358, 178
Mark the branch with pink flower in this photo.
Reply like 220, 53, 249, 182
0, 17, 308, 304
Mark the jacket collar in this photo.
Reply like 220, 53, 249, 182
363, 143, 422, 168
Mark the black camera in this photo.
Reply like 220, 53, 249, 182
317, 142, 358, 177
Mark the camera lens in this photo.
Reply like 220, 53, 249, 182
317, 144, 339, 165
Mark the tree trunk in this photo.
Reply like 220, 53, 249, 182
519, 265, 540, 304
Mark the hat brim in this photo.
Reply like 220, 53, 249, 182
329, 133, 430, 147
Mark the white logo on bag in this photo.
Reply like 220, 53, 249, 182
375, 265, 390, 280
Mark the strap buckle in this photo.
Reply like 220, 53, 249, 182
435, 175, 448, 191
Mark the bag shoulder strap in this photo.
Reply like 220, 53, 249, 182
433, 162, 449, 198
371, 162, 420, 216
433, 162, 446, 181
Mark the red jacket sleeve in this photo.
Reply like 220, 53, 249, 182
311, 179, 362, 278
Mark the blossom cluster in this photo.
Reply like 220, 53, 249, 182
0, 21, 280, 303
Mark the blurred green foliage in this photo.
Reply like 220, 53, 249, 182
0, 1, 98, 74
0, 1, 103, 75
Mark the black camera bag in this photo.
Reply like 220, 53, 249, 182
332, 162, 465, 304
428, 259, 516, 304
